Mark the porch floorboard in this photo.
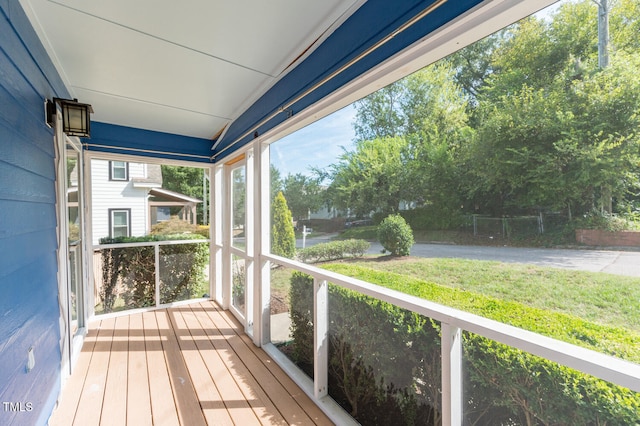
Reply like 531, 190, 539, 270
49, 301, 333, 426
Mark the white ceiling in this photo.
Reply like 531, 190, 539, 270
20, 0, 363, 139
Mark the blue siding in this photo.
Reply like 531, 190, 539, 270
0, 1, 70, 424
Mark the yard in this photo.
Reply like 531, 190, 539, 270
270, 255, 640, 362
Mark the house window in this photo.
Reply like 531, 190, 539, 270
109, 161, 129, 181
109, 209, 131, 238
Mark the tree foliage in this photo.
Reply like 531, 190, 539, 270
329, 137, 410, 217
330, 0, 640, 223
161, 165, 208, 223
271, 191, 296, 258
282, 173, 324, 221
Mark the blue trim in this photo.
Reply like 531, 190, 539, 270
87, 122, 213, 163
212, 0, 483, 159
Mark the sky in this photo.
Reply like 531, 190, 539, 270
269, 104, 356, 178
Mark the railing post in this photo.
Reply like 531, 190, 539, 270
154, 243, 160, 307
314, 278, 328, 399
441, 323, 462, 426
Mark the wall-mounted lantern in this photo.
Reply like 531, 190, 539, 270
46, 98, 94, 138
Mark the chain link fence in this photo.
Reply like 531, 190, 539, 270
462, 214, 569, 239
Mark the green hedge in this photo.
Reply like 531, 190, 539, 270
288, 268, 640, 425
297, 239, 370, 263
99, 234, 208, 312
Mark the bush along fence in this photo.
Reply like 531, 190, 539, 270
98, 234, 209, 313
297, 239, 370, 263
288, 272, 640, 426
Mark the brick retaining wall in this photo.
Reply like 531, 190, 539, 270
575, 229, 640, 247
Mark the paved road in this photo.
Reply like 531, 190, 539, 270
299, 234, 640, 277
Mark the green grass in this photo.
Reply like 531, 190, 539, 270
322, 259, 640, 361
336, 257, 640, 333
336, 225, 378, 240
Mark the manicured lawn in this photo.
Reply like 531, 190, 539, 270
269, 253, 640, 360
335, 256, 640, 333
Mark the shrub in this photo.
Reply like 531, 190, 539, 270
288, 267, 640, 425
99, 234, 208, 312
271, 192, 296, 258
150, 216, 197, 235
377, 214, 414, 256
297, 239, 370, 263
288, 272, 437, 424
195, 224, 210, 238
572, 210, 640, 232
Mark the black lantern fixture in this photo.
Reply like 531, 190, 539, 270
46, 98, 94, 138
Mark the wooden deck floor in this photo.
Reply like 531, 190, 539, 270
49, 301, 334, 426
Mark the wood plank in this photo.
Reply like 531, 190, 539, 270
200, 302, 326, 425
100, 315, 129, 426
155, 310, 207, 426
126, 313, 152, 425
222, 310, 334, 426
73, 317, 116, 426
216, 304, 333, 425
177, 306, 262, 425
142, 311, 180, 426
51, 302, 334, 426
49, 326, 99, 426
189, 303, 290, 426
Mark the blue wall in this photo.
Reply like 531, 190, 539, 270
0, 1, 70, 424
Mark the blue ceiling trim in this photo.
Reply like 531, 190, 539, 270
211, 0, 483, 160
86, 122, 213, 163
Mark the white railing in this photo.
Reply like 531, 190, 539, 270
263, 253, 640, 425
93, 239, 209, 314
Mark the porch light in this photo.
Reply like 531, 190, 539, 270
46, 98, 94, 138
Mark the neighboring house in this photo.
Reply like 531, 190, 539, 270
309, 204, 340, 220
90, 160, 200, 244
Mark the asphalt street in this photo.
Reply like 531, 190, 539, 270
298, 234, 640, 277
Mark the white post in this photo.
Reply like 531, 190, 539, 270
302, 225, 307, 249
154, 243, 160, 307
250, 142, 272, 346
245, 150, 255, 337
213, 164, 228, 308
441, 323, 462, 426
314, 278, 329, 399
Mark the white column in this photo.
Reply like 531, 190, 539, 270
245, 150, 255, 337
213, 164, 227, 308
441, 323, 462, 425
252, 142, 271, 346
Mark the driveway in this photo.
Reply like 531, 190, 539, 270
298, 234, 640, 277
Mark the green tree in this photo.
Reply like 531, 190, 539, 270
338, 64, 470, 219
282, 173, 324, 222
328, 136, 409, 217
461, 1, 640, 217
270, 164, 283, 201
353, 83, 405, 140
271, 191, 296, 258
161, 165, 207, 223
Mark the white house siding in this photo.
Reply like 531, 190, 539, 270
91, 160, 151, 245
